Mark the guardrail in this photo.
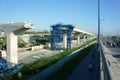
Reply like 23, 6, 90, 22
100, 45, 113, 80
100, 42, 119, 80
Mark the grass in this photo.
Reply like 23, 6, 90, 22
7, 39, 96, 80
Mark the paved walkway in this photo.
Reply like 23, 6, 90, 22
18, 49, 61, 64
68, 45, 100, 80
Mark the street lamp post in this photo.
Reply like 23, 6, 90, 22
98, 0, 100, 53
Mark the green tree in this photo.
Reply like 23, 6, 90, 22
0, 36, 28, 50
24, 31, 36, 34
0, 36, 6, 50
43, 30, 49, 33
30, 36, 50, 45
18, 37, 28, 48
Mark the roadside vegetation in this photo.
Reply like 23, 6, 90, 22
30, 36, 50, 45
24, 30, 50, 34
0, 36, 6, 50
0, 31, 50, 49
0, 36, 27, 50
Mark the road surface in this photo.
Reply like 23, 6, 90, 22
18, 49, 61, 64
68, 45, 100, 80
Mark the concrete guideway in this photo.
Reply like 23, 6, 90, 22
68, 45, 100, 80
73, 27, 95, 36
51, 24, 96, 50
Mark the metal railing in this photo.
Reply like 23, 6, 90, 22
100, 46, 113, 80
100, 41, 119, 80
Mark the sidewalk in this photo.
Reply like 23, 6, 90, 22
68, 45, 100, 80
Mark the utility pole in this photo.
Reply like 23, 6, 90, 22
117, 28, 119, 40
98, 0, 100, 53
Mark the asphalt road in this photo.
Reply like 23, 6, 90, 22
68, 45, 100, 80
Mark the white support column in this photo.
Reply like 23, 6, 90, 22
80, 34, 82, 44
86, 36, 88, 41
88, 35, 91, 40
84, 35, 86, 42
90, 35, 93, 40
6, 32, 18, 64
77, 34, 80, 45
0, 22, 33, 65
63, 33, 67, 49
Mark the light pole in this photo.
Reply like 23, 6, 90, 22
98, 0, 100, 53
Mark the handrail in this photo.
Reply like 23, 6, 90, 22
100, 41, 119, 80
100, 46, 113, 80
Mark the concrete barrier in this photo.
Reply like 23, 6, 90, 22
100, 42, 120, 80
31, 45, 44, 51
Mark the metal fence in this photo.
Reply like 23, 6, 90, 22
100, 42, 113, 80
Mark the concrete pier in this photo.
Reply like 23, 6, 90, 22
63, 33, 67, 49
0, 22, 33, 64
